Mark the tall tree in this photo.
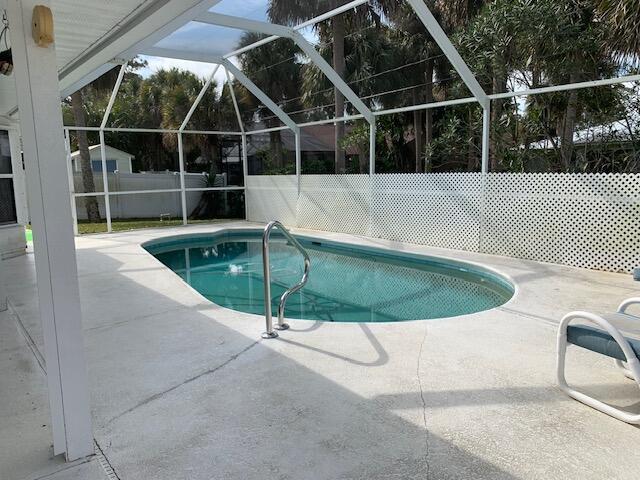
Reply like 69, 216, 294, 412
597, 0, 640, 61
236, 32, 302, 170
70, 90, 101, 222
269, 0, 369, 173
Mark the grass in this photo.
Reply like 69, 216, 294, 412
26, 218, 234, 238
77, 218, 228, 234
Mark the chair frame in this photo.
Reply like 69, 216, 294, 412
557, 297, 640, 424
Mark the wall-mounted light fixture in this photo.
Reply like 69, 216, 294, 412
32, 5, 54, 47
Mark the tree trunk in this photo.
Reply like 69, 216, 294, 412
269, 129, 284, 169
560, 73, 579, 172
357, 146, 368, 174
70, 90, 101, 223
332, 12, 346, 174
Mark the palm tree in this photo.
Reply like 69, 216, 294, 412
235, 32, 302, 170
269, 0, 373, 173
597, 0, 640, 62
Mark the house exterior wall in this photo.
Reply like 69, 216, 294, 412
71, 145, 133, 173
0, 125, 27, 258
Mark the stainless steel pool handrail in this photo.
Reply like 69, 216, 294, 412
262, 221, 311, 339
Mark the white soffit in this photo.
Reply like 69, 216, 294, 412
51, 0, 155, 72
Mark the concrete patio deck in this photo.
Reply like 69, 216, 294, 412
1, 221, 639, 480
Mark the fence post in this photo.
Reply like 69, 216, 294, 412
368, 120, 376, 237
479, 102, 491, 252
177, 133, 188, 225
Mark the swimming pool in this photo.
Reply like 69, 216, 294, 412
144, 230, 514, 323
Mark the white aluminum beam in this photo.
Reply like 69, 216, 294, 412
180, 64, 221, 131
405, 0, 487, 105
223, 0, 368, 59
191, 13, 373, 123
100, 64, 127, 129
489, 74, 640, 100
60, 62, 118, 100
196, 11, 293, 37
61, 1, 223, 95
142, 46, 220, 64
223, 59, 299, 132
291, 31, 374, 123
226, 69, 245, 134
177, 133, 188, 225
482, 105, 490, 174
369, 121, 376, 175
98, 130, 113, 232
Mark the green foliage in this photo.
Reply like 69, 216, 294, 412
66, 0, 640, 175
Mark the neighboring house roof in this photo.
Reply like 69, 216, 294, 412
70, 144, 134, 158
243, 124, 358, 156
527, 115, 639, 150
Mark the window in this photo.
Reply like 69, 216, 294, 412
0, 130, 17, 225
91, 159, 117, 173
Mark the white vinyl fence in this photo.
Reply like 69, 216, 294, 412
246, 173, 640, 273
73, 171, 219, 220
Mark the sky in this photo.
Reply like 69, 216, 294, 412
139, 0, 275, 86
138, 0, 317, 88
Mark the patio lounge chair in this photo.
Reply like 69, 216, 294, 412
557, 297, 640, 424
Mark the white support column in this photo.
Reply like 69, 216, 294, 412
369, 120, 376, 176
177, 133, 188, 225
8, 0, 93, 461
368, 120, 376, 237
64, 130, 79, 236
226, 68, 248, 210
481, 103, 490, 174
226, 68, 244, 134
241, 133, 249, 219
295, 132, 302, 196
98, 131, 112, 232
97, 64, 126, 233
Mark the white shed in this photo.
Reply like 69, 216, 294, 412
70, 144, 133, 174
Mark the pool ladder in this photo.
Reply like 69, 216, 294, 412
262, 221, 311, 339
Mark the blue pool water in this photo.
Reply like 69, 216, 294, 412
144, 230, 514, 322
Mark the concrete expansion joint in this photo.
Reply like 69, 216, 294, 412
108, 340, 261, 424
416, 325, 431, 478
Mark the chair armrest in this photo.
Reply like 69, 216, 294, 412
617, 297, 640, 315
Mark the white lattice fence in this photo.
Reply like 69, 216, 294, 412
297, 175, 371, 235
482, 173, 640, 272
245, 175, 297, 225
245, 173, 640, 272
372, 174, 482, 251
